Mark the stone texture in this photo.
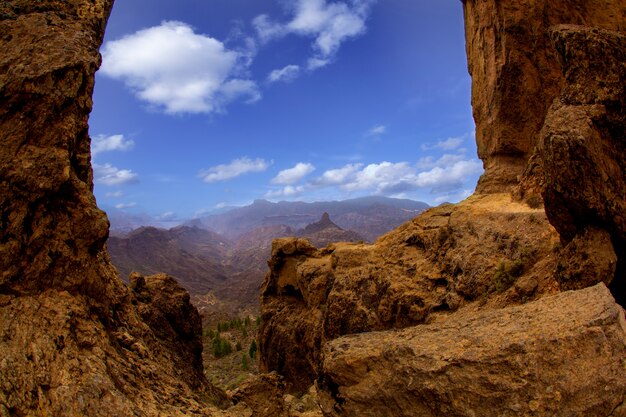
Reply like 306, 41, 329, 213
318, 284, 626, 417
528, 25, 626, 303
462, 0, 626, 193
259, 194, 560, 392
0, 1, 230, 415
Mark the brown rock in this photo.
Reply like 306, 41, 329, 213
528, 25, 626, 302
319, 284, 626, 417
231, 373, 288, 417
555, 226, 617, 291
259, 194, 559, 392
462, 0, 626, 193
0, 1, 229, 415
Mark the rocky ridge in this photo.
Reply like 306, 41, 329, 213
0, 1, 240, 415
258, 0, 626, 414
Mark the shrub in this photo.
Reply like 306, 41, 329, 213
212, 335, 233, 358
249, 340, 257, 359
242, 354, 249, 371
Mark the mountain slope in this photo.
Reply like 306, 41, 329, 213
190, 197, 428, 241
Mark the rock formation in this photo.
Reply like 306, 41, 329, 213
259, 194, 560, 392
0, 1, 232, 415
462, 0, 625, 193
527, 25, 626, 304
259, 0, 626, 414
319, 284, 626, 417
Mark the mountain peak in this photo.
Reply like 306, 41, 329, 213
303, 212, 341, 235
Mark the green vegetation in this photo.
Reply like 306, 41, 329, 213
249, 340, 257, 359
493, 258, 525, 292
242, 354, 249, 371
212, 334, 233, 358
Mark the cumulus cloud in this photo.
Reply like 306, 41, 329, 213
253, 0, 375, 69
313, 163, 363, 186
267, 64, 301, 83
100, 21, 260, 114
92, 134, 134, 155
93, 163, 139, 186
310, 159, 482, 195
265, 185, 306, 199
272, 162, 315, 185
421, 136, 466, 151
115, 202, 137, 209
366, 124, 386, 137
199, 157, 271, 183
105, 191, 124, 198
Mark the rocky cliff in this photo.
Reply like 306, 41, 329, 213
463, 0, 625, 193
259, 194, 561, 392
0, 1, 233, 415
259, 0, 626, 414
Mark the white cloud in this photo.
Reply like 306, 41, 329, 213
265, 185, 306, 199
157, 211, 176, 220
92, 134, 134, 155
367, 124, 386, 136
307, 57, 331, 70
313, 163, 363, 185
200, 157, 271, 183
253, 0, 375, 69
272, 162, 315, 185
115, 202, 137, 209
343, 162, 415, 193
413, 160, 483, 191
105, 191, 124, 198
416, 153, 466, 170
100, 21, 260, 114
267, 64, 301, 83
421, 136, 465, 151
310, 159, 482, 195
93, 163, 138, 186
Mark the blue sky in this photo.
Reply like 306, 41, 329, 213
89, 0, 481, 220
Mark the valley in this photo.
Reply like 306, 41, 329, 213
107, 198, 428, 320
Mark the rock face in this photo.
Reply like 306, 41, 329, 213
297, 213, 364, 248
259, 194, 560, 392
530, 26, 626, 304
259, 1, 626, 412
0, 1, 230, 415
462, 0, 626, 193
318, 284, 626, 417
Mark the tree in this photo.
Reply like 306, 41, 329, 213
242, 354, 249, 371
249, 339, 257, 359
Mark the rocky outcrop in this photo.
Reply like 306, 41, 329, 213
526, 26, 626, 304
260, 2, 626, 406
0, 1, 230, 415
297, 213, 364, 248
462, 0, 626, 193
318, 284, 626, 417
259, 194, 560, 392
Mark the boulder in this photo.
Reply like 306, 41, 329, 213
319, 284, 626, 417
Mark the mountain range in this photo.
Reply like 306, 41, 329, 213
107, 197, 428, 318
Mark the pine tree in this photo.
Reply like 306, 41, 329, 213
249, 339, 257, 359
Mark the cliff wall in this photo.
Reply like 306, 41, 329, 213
0, 2, 231, 415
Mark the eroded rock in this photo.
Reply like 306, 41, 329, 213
319, 284, 626, 417
0, 1, 229, 414
259, 194, 560, 392
462, 0, 625, 193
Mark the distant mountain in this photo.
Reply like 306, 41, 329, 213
107, 210, 182, 235
107, 226, 232, 294
297, 212, 364, 247
188, 196, 429, 242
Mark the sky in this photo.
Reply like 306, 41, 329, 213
89, 0, 481, 220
